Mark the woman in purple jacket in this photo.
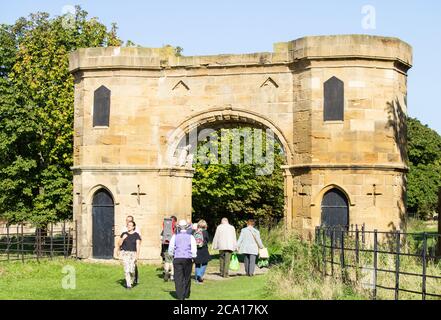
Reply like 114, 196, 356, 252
168, 220, 197, 300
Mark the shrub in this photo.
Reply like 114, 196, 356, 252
266, 232, 367, 300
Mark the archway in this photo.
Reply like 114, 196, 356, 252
92, 189, 115, 259
169, 108, 292, 231
166, 107, 294, 164
320, 188, 349, 230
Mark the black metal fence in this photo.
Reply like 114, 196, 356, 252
0, 221, 77, 262
315, 225, 441, 300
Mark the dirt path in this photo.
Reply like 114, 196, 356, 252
204, 263, 269, 281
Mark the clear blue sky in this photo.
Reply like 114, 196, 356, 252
2, 1, 440, 134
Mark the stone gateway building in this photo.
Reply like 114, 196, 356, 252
69, 35, 412, 261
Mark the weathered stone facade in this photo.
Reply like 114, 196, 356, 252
69, 35, 412, 261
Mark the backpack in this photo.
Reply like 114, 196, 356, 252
162, 218, 176, 244
194, 229, 205, 248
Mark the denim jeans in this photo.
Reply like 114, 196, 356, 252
195, 263, 207, 280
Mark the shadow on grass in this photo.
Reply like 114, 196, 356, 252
166, 289, 194, 300
210, 253, 220, 260
116, 279, 126, 288
168, 291, 178, 299
116, 279, 140, 288
155, 267, 165, 280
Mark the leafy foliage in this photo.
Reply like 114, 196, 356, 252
265, 232, 365, 300
0, 7, 121, 225
191, 127, 285, 232
408, 117, 441, 165
407, 117, 441, 219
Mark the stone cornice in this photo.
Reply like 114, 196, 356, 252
282, 163, 409, 172
69, 35, 412, 75
69, 55, 409, 74
71, 166, 195, 177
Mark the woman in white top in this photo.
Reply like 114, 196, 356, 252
237, 219, 264, 276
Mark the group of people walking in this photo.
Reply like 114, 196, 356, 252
118, 215, 266, 300
212, 218, 265, 278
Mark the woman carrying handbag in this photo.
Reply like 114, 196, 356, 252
237, 219, 266, 276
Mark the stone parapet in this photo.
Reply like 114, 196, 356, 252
69, 35, 412, 73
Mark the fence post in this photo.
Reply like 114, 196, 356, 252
435, 187, 441, 258
16, 225, 19, 259
362, 223, 366, 250
63, 221, 67, 258
422, 232, 427, 301
50, 222, 54, 260
373, 229, 378, 300
75, 220, 78, 259
435, 234, 441, 261
355, 225, 360, 281
395, 231, 401, 300
21, 224, 24, 263
331, 229, 335, 277
355, 225, 360, 266
67, 223, 71, 258
315, 227, 320, 272
322, 229, 326, 277
6, 224, 10, 262
340, 229, 346, 282
36, 228, 40, 262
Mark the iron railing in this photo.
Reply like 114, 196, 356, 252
0, 221, 77, 262
315, 225, 441, 300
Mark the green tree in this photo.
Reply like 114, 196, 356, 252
407, 117, 441, 219
191, 127, 285, 232
0, 7, 121, 225
0, 23, 39, 223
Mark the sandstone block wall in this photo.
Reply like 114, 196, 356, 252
70, 35, 412, 261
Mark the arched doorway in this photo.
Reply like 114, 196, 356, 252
92, 189, 115, 259
169, 110, 291, 231
162, 107, 295, 232
321, 188, 349, 230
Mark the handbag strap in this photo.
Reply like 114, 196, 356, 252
248, 228, 260, 247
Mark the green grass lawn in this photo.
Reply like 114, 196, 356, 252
0, 258, 272, 300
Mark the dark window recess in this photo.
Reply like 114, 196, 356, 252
324, 77, 344, 121
321, 188, 349, 230
93, 86, 111, 127
92, 189, 115, 259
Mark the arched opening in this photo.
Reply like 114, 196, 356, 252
171, 110, 290, 233
320, 188, 349, 230
92, 188, 115, 259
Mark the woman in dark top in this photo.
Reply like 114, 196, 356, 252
194, 220, 210, 283
118, 221, 141, 289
